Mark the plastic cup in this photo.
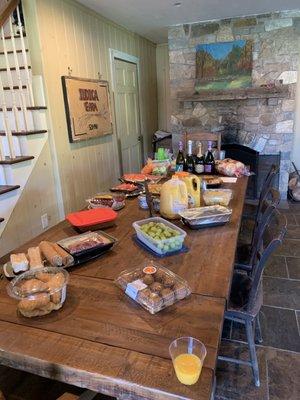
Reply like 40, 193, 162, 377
169, 337, 207, 385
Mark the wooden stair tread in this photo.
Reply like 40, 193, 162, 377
2, 34, 27, 40
0, 156, 34, 165
0, 185, 20, 195
0, 129, 47, 136
0, 66, 31, 72
3, 85, 27, 90
0, 49, 28, 55
0, 106, 47, 111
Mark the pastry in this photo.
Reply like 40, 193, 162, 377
51, 243, 74, 266
138, 288, 151, 303
150, 282, 163, 294
132, 270, 143, 281
27, 247, 43, 270
142, 274, 154, 285
161, 288, 175, 307
47, 272, 65, 292
163, 276, 175, 288
36, 272, 52, 283
153, 269, 165, 283
10, 253, 29, 274
18, 292, 50, 312
18, 300, 62, 318
19, 279, 48, 295
149, 292, 163, 310
39, 241, 63, 267
173, 282, 188, 300
51, 290, 62, 304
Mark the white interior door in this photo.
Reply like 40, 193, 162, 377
113, 58, 142, 173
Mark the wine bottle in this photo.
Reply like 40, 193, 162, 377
195, 142, 204, 174
185, 140, 195, 173
204, 141, 215, 174
175, 141, 185, 172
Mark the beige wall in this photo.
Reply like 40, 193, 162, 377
156, 43, 170, 132
30, 0, 157, 215
0, 0, 158, 255
0, 143, 60, 255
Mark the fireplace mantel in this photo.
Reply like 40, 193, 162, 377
178, 85, 290, 102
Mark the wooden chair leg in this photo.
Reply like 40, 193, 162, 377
245, 319, 260, 387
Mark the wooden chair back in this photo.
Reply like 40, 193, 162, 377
184, 131, 221, 152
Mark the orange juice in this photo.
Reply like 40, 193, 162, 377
173, 353, 202, 385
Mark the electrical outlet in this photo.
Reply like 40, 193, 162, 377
41, 213, 49, 229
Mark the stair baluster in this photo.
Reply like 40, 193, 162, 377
16, 4, 33, 107
0, 73, 15, 159
9, 15, 29, 131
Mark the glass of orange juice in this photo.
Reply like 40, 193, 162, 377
169, 337, 207, 385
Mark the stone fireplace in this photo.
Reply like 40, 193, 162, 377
168, 11, 300, 197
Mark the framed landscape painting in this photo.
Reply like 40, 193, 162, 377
195, 40, 253, 91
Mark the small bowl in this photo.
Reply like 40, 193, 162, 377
7, 267, 69, 318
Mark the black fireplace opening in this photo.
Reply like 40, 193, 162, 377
221, 143, 280, 199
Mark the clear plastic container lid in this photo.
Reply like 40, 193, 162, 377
115, 261, 191, 314
7, 266, 69, 300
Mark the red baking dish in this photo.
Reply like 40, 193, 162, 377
66, 208, 117, 232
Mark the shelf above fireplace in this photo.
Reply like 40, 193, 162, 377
178, 85, 290, 102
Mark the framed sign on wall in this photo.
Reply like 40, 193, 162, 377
61, 76, 113, 142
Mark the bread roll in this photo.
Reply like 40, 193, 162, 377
18, 292, 50, 312
10, 253, 29, 274
51, 243, 74, 266
28, 247, 43, 270
39, 241, 62, 267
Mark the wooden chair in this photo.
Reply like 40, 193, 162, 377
184, 130, 221, 152
218, 210, 287, 386
57, 390, 97, 400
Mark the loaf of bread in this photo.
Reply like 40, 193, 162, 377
10, 253, 29, 274
28, 247, 44, 270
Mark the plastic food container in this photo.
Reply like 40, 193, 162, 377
87, 193, 125, 211
203, 189, 233, 207
179, 205, 232, 229
7, 267, 69, 318
115, 262, 191, 314
57, 231, 116, 257
66, 208, 117, 232
133, 217, 186, 255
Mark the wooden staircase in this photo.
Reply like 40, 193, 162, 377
0, 0, 49, 237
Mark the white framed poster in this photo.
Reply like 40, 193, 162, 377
61, 76, 113, 142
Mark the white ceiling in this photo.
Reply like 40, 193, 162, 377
78, 0, 300, 43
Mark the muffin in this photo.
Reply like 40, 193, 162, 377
161, 288, 175, 307
143, 274, 154, 286
153, 269, 166, 283
163, 276, 175, 289
132, 270, 144, 281
138, 288, 151, 304
150, 282, 163, 294
149, 292, 163, 311
173, 282, 188, 300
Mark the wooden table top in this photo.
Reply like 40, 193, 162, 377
0, 177, 248, 400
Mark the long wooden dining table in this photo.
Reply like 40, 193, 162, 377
0, 177, 248, 400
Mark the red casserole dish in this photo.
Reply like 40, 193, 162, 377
66, 208, 117, 232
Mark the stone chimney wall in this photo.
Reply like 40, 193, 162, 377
168, 11, 300, 196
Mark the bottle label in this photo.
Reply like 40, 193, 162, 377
195, 164, 204, 174
204, 165, 212, 173
176, 164, 184, 172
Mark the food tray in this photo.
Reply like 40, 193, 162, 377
87, 193, 125, 211
179, 205, 232, 229
57, 231, 117, 258
115, 262, 191, 314
202, 189, 233, 207
132, 217, 186, 255
133, 234, 189, 257
66, 208, 117, 232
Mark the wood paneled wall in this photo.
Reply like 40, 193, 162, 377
32, 0, 158, 215
0, 0, 158, 255
156, 43, 170, 132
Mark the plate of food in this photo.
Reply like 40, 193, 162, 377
122, 173, 162, 184
87, 193, 125, 211
148, 183, 162, 196
110, 182, 145, 197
